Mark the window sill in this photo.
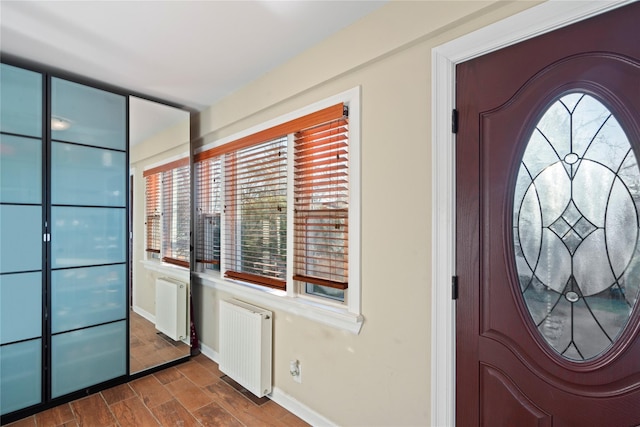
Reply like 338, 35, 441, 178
141, 260, 190, 283
193, 271, 364, 334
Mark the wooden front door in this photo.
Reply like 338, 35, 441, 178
456, 3, 640, 426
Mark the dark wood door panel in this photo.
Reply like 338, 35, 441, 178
457, 3, 640, 425
480, 364, 551, 427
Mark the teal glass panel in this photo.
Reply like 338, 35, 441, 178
0, 134, 42, 204
51, 321, 126, 398
0, 63, 42, 137
51, 78, 126, 150
51, 207, 125, 269
51, 264, 126, 334
0, 272, 42, 344
0, 339, 42, 415
0, 205, 42, 274
51, 142, 126, 207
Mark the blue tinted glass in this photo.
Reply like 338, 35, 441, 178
0, 272, 42, 344
51, 142, 126, 207
52, 264, 126, 333
51, 206, 126, 269
0, 205, 42, 274
0, 134, 42, 204
0, 64, 42, 137
51, 321, 126, 398
51, 78, 126, 150
0, 339, 42, 415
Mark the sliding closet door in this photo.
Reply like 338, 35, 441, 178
0, 64, 44, 415
49, 78, 128, 397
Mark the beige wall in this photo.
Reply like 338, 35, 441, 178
186, 1, 540, 426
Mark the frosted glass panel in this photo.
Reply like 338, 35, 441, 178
51, 142, 126, 207
52, 264, 126, 333
51, 78, 126, 150
0, 339, 42, 415
0, 272, 42, 344
0, 205, 42, 274
0, 134, 42, 204
51, 321, 126, 398
51, 207, 125, 269
0, 63, 42, 137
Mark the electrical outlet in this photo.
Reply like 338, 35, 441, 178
290, 359, 302, 383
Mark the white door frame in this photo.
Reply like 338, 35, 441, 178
430, 1, 633, 425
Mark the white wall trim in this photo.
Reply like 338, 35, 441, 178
194, 273, 364, 334
430, 1, 632, 426
141, 259, 191, 283
269, 388, 338, 427
198, 342, 338, 427
199, 342, 219, 363
132, 305, 155, 324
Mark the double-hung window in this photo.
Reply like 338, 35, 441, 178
195, 90, 359, 311
144, 157, 190, 268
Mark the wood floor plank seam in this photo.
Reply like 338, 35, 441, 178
5, 354, 308, 427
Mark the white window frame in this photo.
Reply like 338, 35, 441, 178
195, 87, 362, 333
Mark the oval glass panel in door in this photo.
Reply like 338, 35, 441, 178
513, 92, 640, 361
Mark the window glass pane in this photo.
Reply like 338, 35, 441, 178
51, 142, 126, 207
305, 284, 345, 302
0, 63, 42, 137
196, 159, 222, 271
51, 78, 126, 150
0, 339, 42, 415
0, 134, 42, 204
0, 205, 42, 274
294, 117, 349, 294
224, 138, 288, 286
51, 264, 126, 334
513, 92, 640, 361
162, 165, 190, 265
145, 173, 161, 256
51, 321, 126, 398
51, 207, 126, 269
0, 272, 42, 344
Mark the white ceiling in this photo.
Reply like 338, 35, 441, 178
0, 0, 386, 112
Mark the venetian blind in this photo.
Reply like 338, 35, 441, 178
194, 102, 346, 291
195, 157, 222, 269
144, 173, 161, 254
156, 158, 190, 267
224, 137, 288, 289
293, 116, 349, 289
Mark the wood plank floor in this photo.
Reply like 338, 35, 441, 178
129, 310, 191, 374
5, 355, 309, 427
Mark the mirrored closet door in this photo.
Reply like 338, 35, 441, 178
1, 61, 191, 423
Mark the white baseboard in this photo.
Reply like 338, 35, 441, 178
197, 343, 336, 427
199, 342, 219, 362
132, 305, 155, 323
268, 388, 337, 427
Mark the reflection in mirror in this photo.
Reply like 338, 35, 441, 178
129, 97, 191, 374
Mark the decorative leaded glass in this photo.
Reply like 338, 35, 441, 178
513, 92, 640, 361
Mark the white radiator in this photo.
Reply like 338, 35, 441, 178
155, 277, 188, 341
219, 299, 272, 397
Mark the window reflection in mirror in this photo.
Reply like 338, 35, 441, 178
129, 97, 191, 374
